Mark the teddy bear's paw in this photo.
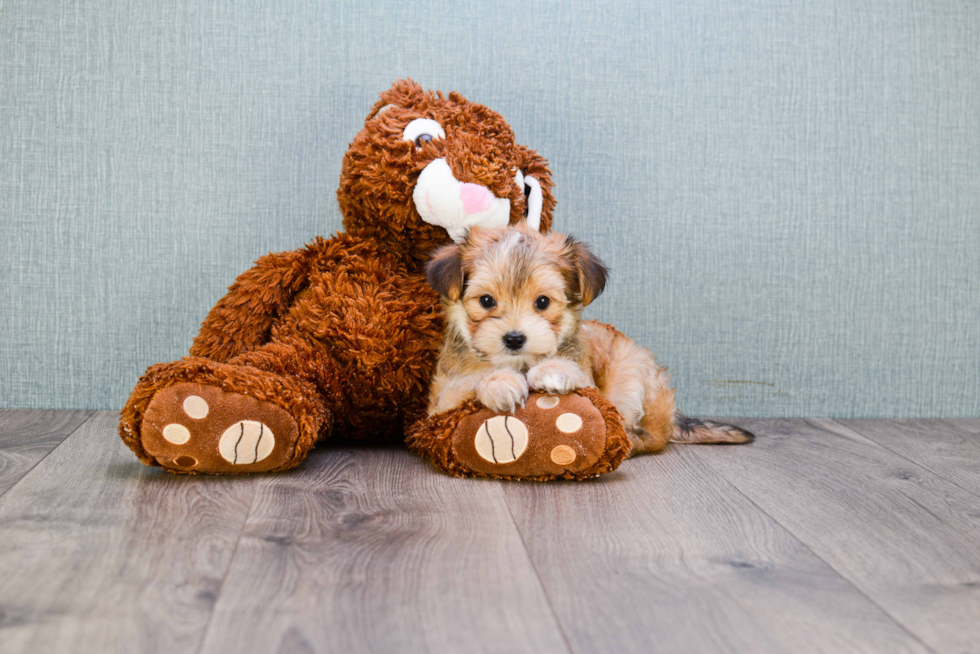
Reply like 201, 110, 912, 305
438, 390, 630, 480
140, 382, 302, 474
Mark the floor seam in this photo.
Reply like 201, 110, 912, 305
944, 420, 980, 437
193, 480, 259, 654
497, 481, 577, 654
690, 439, 938, 654
823, 418, 980, 502
0, 410, 97, 503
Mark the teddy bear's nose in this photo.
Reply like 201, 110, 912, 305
459, 183, 494, 215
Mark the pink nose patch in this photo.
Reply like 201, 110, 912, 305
460, 183, 494, 215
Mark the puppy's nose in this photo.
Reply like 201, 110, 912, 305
503, 332, 526, 351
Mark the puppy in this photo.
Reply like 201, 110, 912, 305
425, 223, 753, 456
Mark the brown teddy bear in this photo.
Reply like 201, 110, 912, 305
119, 79, 630, 479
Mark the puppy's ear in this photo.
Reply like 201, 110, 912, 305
566, 238, 608, 307
426, 244, 465, 301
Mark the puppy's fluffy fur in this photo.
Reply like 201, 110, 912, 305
425, 223, 753, 456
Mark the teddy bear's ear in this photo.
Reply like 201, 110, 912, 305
367, 79, 427, 120
425, 243, 466, 301
514, 145, 556, 234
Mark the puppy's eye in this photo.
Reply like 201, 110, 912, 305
534, 296, 550, 310
479, 294, 496, 309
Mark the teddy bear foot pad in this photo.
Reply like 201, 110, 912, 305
409, 389, 631, 481
454, 392, 608, 477
141, 382, 302, 474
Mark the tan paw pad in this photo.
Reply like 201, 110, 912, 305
218, 421, 275, 465
550, 445, 577, 465
556, 412, 583, 433
162, 423, 191, 445
536, 395, 560, 409
474, 416, 529, 464
182, 395, 209, 419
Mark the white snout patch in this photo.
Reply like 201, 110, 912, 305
413, 158, 511, 242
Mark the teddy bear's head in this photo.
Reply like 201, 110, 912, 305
338, 79, 555, 265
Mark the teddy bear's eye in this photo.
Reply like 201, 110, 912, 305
403, 118, 445, 147
479, 294, 496, 309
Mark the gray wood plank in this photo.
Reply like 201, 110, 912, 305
695, 418, 980, 654
0, 411, 257, 654
839, 419, 980, 498
501, 443, 929, 654
0, 409, 93, 498
945, 418, 980, 434
198, 444, 570, 654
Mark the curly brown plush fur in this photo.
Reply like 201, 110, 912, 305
119, 80, 589, 475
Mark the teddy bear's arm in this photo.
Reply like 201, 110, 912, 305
189, 243, 323, 362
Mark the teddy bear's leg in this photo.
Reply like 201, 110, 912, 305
406, 388, 631, 481
120, 337, 339, 474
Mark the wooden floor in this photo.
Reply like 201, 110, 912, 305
1, 412, 979, 653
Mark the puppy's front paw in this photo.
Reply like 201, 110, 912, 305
527, 359, 591, 395
477, 369, 529, 414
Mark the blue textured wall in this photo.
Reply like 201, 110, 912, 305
1, 0, 978, 416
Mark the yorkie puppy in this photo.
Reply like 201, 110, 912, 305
425, 223, 753, 456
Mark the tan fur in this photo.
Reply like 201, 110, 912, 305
426, 224, 753, 455
579, 320, 676, 454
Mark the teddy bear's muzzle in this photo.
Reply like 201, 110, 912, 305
412, 157, 545, 242
413, 157, 511, 242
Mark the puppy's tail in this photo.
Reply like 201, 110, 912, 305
671, 414, 754, 445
